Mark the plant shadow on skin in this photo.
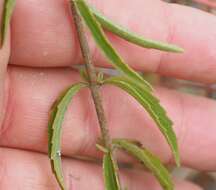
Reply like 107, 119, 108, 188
0, 0, 184, 190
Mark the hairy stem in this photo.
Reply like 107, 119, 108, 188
70, 1, 112, 149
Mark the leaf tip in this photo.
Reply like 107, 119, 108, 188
175, 154, 181, 168
173, 46, 184, 53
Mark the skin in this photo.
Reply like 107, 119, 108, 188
193, 0, 216, 8
0, 0, 216, 189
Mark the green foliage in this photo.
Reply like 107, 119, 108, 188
48, 83, 87, 190
113, 139, 174, 190
74, 0, 152, 91
0, 0, 16, 47
0, 0, 184, 190
91, 6, 184, 53
103, 152, 121, 190
104, 76, 180, 166
48, 0, 183, 189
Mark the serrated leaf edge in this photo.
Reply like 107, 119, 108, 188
48, 82, 87, 190
113, 139, 174, 190
103, 77, 180, 166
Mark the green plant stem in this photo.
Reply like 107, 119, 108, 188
70, 1, 112, 149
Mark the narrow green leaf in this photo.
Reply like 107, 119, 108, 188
103, 152, 121, 190
113, 139, 173, 190
1, 0, 16, 47
91, 7, 184, 53
73, 0, 152, 92
104, 77, 180, 166
48, 83, 87, 190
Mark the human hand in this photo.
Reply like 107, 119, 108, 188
0, 0, 215, 189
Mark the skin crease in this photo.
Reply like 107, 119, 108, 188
0, 148, 202, 190
11, 0, 216, 83
0, 0, 215, 189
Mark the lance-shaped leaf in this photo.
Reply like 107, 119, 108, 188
104, 77, 180, 166
113, 139, 173, 190
91, 7, 184, 53
103, 152, 121, 190
73, 0, 152, 92
1, 0, 16, 47
48, 83, 87, 190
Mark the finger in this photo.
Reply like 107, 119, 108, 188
0, 147, 202, 190
1, 66, 216, 171
11, 0, 216, 83
175, 180, 202, 190
0, 0, 11, 133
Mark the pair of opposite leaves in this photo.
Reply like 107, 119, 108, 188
0, 0, 183, 190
